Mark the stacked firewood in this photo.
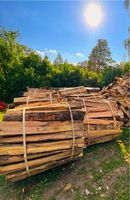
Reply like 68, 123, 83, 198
14, 88, 61, 108
14, 86, 100, 109
0, 103, 85, 182
1, 76, 128, 182
59, 86, 87, 97
83, 99, 123, 146
100, 74, 130, 127
67, 97, 123, 147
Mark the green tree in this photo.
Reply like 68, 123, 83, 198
124, 0, 130, 9
124, 0, 130, 61
0, 28, 33, 101
124, 38, 130, 55
54, 53, 64, 65
88, 39, 114, 72
121, 62, 130, 73
99, 66, 123, 87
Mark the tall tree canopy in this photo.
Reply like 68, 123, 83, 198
88, 39, 114, 72
54, 53, 64, 65
124, 0, 130, 61
124, 0, 130, 9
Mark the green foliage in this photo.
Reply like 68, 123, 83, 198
99, 65, 123, 87
124, 0, 130, 10
121, 62, 130, 73
54, 53, 64, 65
0, 28, 129, 102
88, 39, 114, 72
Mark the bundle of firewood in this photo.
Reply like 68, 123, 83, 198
1, 77, 128, 182
0, 103, 85, 182
59, 86, 87, 97
83, 99, 123, 146
24, 88, 53, 97
100, 74, 130, 127
67, 97, 123, 147
14, 88, 61, 108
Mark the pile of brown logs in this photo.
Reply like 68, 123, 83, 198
66, 97, 123, 147
83, 99, 123, 146
14, 88, 60, 108
100, 73, 130, 127
0, 75, 129, 182
59, 86, 87, 97
0, 103, 85, 182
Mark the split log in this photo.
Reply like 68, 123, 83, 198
100, 74, 130, 127
0, 121, 83, 136
3, 110, 85, 122
0, 149, 82, 175
1, 83, 125, 183
0, 103, 85, 182
59, 86, 86, 96
6, 155, 81, 183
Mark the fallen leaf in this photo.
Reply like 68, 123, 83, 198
100, 194, 105, 197
71, 188, 74, 193
85, 188, 90, 195
64, 183, 72, 191
22, 188, 25, 194
98, 186, 101, 190
106, 185, 109, 190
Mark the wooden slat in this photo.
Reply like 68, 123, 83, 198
0, 138, 84, 156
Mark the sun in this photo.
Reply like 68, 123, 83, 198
84, 3, 102, 27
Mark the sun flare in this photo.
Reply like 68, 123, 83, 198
84, 3, 102, 27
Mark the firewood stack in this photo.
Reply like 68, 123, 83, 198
0, 103, 85, 182
66, 97, 123, 147
1, 75, 128, 182
83, 99, 123, 146
14, 88, 61, 108
59, 86, 87, 97
100, 74, 130, 127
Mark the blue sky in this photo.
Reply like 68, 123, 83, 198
0, 0, 129, 63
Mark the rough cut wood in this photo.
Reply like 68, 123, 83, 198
0, 103, 85, 182
6, 155, 80, 183
3, 110, 85, 122
24, 88, 54, 97
66, 97, 122, 147
0, 121, 83, 136
59, 86, 87, 96
84, 99, 122, 146
0, 149, 82, 175
100, 73, 130, 127
1, 76, 127, 182
14, 88, 60, 108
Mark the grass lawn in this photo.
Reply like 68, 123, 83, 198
0, 129, 129, 200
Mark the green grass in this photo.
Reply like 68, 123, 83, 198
0, 128, 129, 200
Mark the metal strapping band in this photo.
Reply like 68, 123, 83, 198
26, 96, 29, 107
50, 93, 53, 105
78, 87, 81, 95
82, 99, 90, 146
105, 100, 117, 130
64, 89, 67, 96
34, 89, 37, 96
92, 93, 97, 101
66, 102, 75, 158
22, 108, 30, 174
65, 98, 68, 102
